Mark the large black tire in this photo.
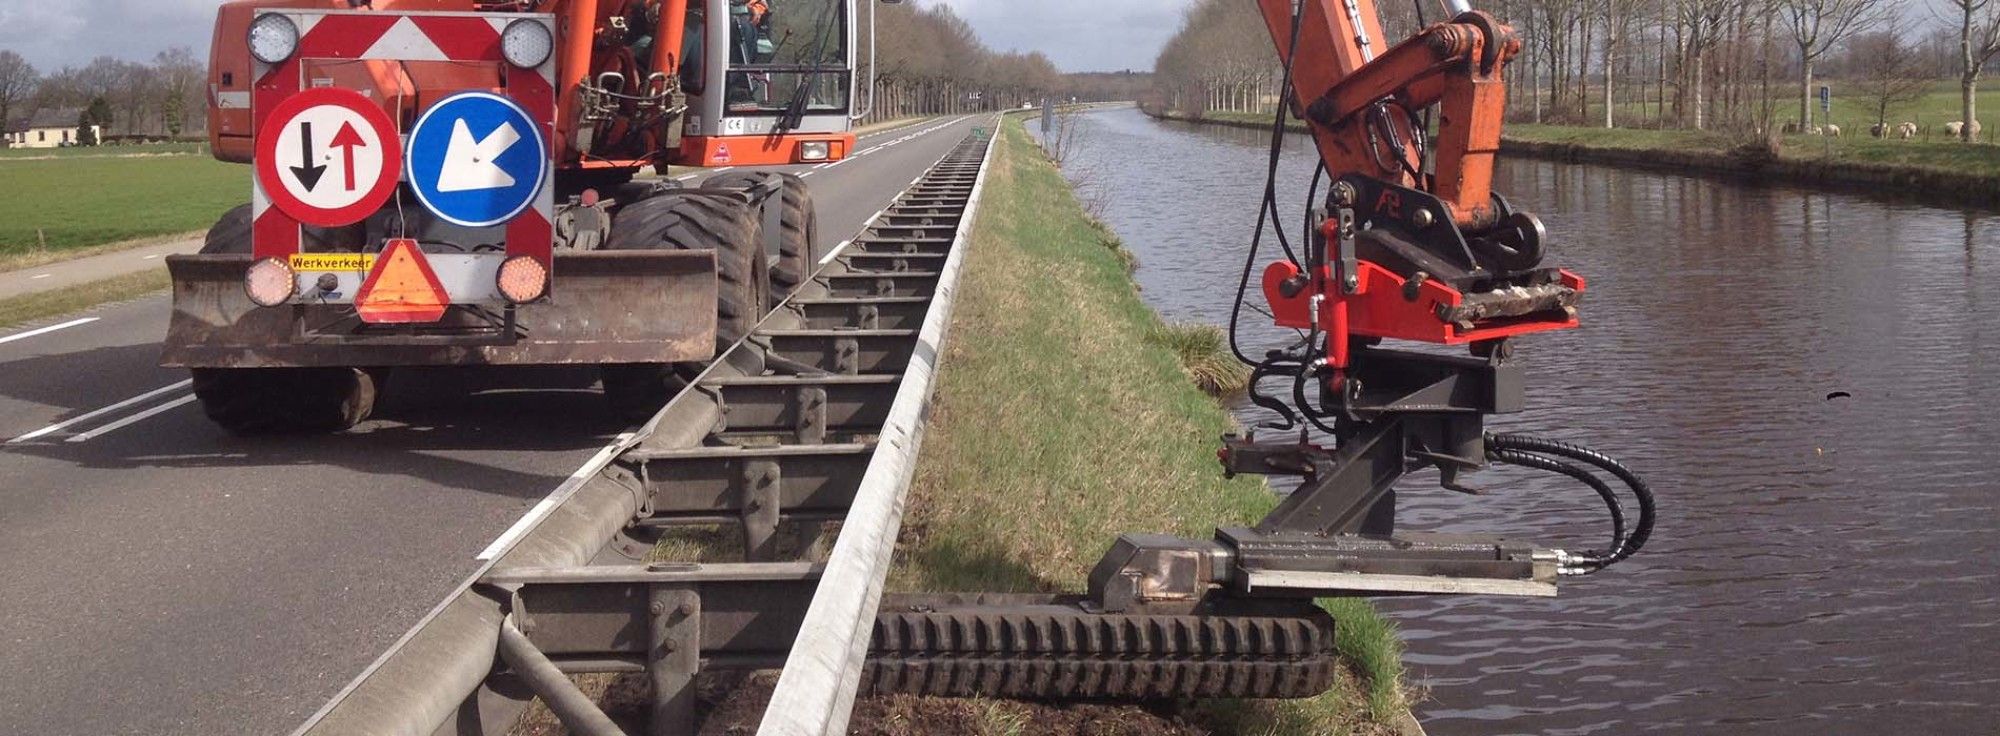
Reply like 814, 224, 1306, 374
190, 367, 378, 435
191, 207, 380, 434
703, 171, 818, 309
201, 203, 361, 254
202, 204, 255, 254
600, 191, 770, 423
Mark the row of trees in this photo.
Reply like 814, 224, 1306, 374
858, 3, 1063, 120
0, 48, 206, 141
1150, 0, 2000, 141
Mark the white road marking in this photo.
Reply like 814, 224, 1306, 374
0, 317, 100, 346
30, 273, 51, 279
64, 393, 197, 443
8, 379, 196, 443
476, 432, 636, 560
142, 254, 161, 260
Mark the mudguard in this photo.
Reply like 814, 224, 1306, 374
160, 250, 718, 368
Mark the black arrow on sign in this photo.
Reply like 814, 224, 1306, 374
289, 121, 327, 192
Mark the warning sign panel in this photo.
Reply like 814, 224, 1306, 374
255, 88, 402, 227
289, 253, 375, 272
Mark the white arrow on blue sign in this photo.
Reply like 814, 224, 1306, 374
406, 92, 547, 228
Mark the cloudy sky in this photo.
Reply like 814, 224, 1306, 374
1, 0, 1191, 72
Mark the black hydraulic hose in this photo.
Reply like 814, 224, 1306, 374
1488, 448, 1625, 571
1228, 0, 1307, 367
1489, 433, 1656, 565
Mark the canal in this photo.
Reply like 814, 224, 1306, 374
1040, 106, 2000, 735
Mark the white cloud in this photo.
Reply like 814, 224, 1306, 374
924, 0, 1194, 71
2, 0, 216, 69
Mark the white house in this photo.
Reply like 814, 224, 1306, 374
4, 109, 98, 149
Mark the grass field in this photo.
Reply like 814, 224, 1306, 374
0, 154, 241, 255
882, 117, 1407, 734
0, 141, 206, 159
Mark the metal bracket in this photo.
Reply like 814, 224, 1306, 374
833, 337, 860, 375
795, 386, 827, 445
741, 460, 782, 560
646, 585, 701, 736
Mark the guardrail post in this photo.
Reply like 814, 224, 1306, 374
740, 461, 783, 560
647, 585, 702, 736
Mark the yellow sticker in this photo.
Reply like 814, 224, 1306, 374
290, 253, 375, 272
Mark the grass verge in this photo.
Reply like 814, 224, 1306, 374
882, 116, 1407, 734
0, 269, 170, 329
1147, 106, 2000, 208
0, 154, 241, 255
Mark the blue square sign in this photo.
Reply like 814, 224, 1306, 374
405, 92, 548, 228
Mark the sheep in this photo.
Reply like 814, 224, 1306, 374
1824, 124, 1840, 138
1946, 121, 1965, 138
1810, 125, 1825, 136
1871, 123, 1887, 138
1970, 120, 1984, 139
1898, 122, 1919, 140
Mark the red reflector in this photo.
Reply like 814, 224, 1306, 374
355, 238, 450, 324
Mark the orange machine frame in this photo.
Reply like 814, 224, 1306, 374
1253, 0, 1519, 230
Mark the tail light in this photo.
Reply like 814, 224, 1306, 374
244, 257, 298, 307
497, 255, 549, 304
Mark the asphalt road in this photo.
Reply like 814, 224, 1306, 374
0, 114, 984, 736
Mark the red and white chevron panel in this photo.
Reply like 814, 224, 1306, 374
250, 10, 556, 265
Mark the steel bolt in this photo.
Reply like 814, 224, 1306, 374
1331, 182, 1357, 206
678, 601, 695, 616
661, 640, 677, 653
1412, 209, 1435, 229
650, 601, 665, 615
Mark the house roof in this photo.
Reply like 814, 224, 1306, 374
6, 108, 83, 133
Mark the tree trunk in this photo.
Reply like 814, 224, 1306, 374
1964, 3, 1980, 142
1801, 58, 1815, 131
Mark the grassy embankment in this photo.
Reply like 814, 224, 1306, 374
872, 116, 1409, 735
1151, 106, 2000, 208
0, 153, 239, 256
0, 149, 238, 328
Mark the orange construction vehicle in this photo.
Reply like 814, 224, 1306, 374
165, 0, 880, 433
1077, 0, 1652, 624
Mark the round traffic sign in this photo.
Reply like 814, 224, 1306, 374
254, 88, 402, 227
405, 92, 548, 228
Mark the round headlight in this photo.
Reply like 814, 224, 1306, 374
248, 13, 300, 65
245, 257, 298, 307
501, 19, 553, 69
496, 255, 549, 304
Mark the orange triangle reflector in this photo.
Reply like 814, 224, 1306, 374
355, 238, 450, 324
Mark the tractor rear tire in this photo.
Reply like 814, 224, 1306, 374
201, 203, 361, 254
600, 190, 770, 423
703, 171, 818, 309
190, 367, 379, 435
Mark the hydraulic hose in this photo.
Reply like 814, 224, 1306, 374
1487, 448, 1624, 573
1489, 433, 1656, 565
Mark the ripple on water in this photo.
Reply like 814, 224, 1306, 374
1037, 108, 2000, 735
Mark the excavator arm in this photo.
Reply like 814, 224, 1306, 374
1068, 0, 1653, 634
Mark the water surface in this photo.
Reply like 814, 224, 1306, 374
1041, 107, 2000, 735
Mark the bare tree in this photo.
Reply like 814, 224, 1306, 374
1940, 0, 2000, 140
1779, 0, 1890, 131
1847, 31, 1934, 129
0, 50, 35, 132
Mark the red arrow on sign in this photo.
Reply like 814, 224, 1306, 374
330, 121, 367, 192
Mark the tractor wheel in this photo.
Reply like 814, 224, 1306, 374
703, 171, 818, 309
202, 203, 362, 254
599, 191, 769, 423
190, 367, 379, 435
202, 204, 254, 254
